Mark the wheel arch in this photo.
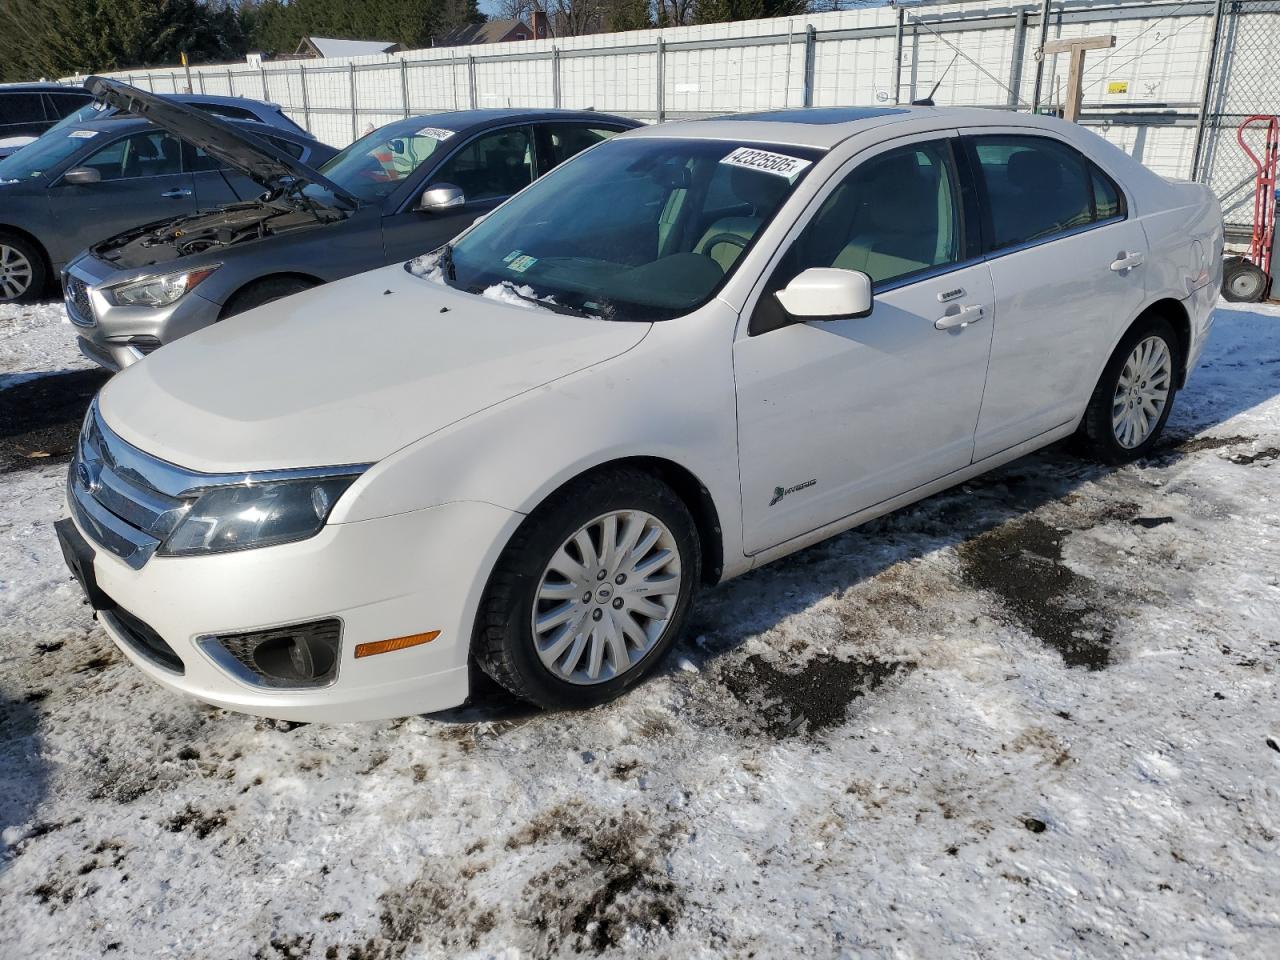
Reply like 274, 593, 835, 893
503, 455, 726, 587
0, 224, 54, 296
1136, 297, 1193, 387
218, 271, 324, 319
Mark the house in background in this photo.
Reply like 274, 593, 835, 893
294, 37, 402, 59
435, 13, 549, 46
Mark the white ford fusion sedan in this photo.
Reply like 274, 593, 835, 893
56, 106, 1222, 721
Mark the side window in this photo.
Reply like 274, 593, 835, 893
778, 139, 963, 290
969, 135, 1102, 251
1092, 168, 1122, 220
265, 135, 305, 160
201, 104, 257, 122
82, 131, 183, 181
542, 124, 620, 170
432, 126, 534, 202
0, 93, 47, 125
46, 92, 94, 119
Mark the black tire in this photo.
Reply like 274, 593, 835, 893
1221, 260, 1268, 303
0, 232, 47, 303
473, 469, 701, 710
1077, 315, 1181, 464
221, 276, 317, 318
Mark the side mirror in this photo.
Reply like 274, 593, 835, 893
774, 267, 873, 320
62, 167, 102, 185
417, 183, 465, 213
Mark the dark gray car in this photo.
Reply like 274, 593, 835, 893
62, 78, 639, 370
0, 114, 334, 301
0, 82, 93, 160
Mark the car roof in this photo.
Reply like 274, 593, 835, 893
174, 94, 282, 110
61, 114, 311, 140
389, 108, 641, 132
0, 82, 88, 94
624, 105, 1061, 150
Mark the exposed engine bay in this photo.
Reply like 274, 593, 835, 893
93, 196, 348, 269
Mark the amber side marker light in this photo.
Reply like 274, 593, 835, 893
354, 631, 440, 659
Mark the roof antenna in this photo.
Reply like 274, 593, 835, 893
911, 52, 960, 107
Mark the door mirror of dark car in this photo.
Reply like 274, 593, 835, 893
418, 183, 465, 213
390, 139, 405, 155
62, 166, 102, 185
775, 267, 873, 320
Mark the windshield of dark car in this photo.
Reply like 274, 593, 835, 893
412, 137, 821, 322
0, 127, 96, 182
306, 124, 455, 202
44, 101, 112, 139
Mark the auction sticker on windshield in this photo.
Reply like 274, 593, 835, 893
720, 146, 811, 181
68, 129, 99, 139
416, 127, 455, 140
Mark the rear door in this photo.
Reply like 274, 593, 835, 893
381, 124, 537, 262
45, 129, 197, 262
962, 131, 1149, 460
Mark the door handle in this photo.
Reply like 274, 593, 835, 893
1110, 251, 1145, 272
160, 188, 193, 199
935, 304, 984, 331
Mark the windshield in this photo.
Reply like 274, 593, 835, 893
419, 137, 820, 322
0, 127, 96, 182
306, 123, 456, 202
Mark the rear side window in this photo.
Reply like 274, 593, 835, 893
265, 135, 305, 159
46, 92, 93, 119
0, 92, 47, 125
968, 135, 1121, 252
541, 124, 621, 170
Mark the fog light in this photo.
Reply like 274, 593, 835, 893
202, 619, 342, 689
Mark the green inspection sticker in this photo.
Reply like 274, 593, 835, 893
507, 255, 538, 273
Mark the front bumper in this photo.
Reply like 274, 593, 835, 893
61, 495, 521, 722
63, 258, 222, 371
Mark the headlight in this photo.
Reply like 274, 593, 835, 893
160, 474, 360, 557
108, 265, 219, 308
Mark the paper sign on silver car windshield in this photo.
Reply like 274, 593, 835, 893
416, 127, 456, 140
719, 146, 811, 182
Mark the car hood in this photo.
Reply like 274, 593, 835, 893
84, 76, 356, 205
97, 263, 650, 474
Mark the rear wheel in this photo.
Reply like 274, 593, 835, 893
221, 276, 317, 318
1221, 259, 1268, 303
1078, 316, 1180, 463
0, 233, 46, 303
473, 470, 700, 710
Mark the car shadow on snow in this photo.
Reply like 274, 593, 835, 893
0, 368, 110, 474
0, 692, 52, 875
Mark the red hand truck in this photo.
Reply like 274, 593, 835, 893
1223, 114, 1278, 303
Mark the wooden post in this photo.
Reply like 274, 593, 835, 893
1043, 35, 1114, 123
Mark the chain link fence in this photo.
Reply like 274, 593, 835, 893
64, 0, 1277, 233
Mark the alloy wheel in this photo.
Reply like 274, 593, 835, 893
1111, 335, 1173, 449
531, 509, 682, 685
0, 243, 34, 300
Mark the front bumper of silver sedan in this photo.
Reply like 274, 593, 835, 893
63, 259, 222, 371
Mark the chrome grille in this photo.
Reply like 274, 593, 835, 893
65, 275, 95, 327
68, 407, 190, 570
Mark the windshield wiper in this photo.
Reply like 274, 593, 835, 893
491, 280, 594, 318
439, 243, 457, 282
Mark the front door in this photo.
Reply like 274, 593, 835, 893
46, 129, 196, 263
735, 135, 995, 555
381, 124, 537, 263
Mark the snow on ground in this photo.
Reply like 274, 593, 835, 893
1, 300, 1278, 959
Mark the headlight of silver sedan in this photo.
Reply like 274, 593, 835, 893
160, 474, 361, 557
107, 265, 220, 308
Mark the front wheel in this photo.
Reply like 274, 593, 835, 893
0, 233, 46, 302
221, 276, 317, 319
473, 470, 700, 710
1077, 316, 1180, 463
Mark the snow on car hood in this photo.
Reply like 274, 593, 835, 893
97, 262, 650, 474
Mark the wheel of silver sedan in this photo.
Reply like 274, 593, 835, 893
0, 243, 34, 300
532, 509, 682, 685
1111, 335, 1173, 449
